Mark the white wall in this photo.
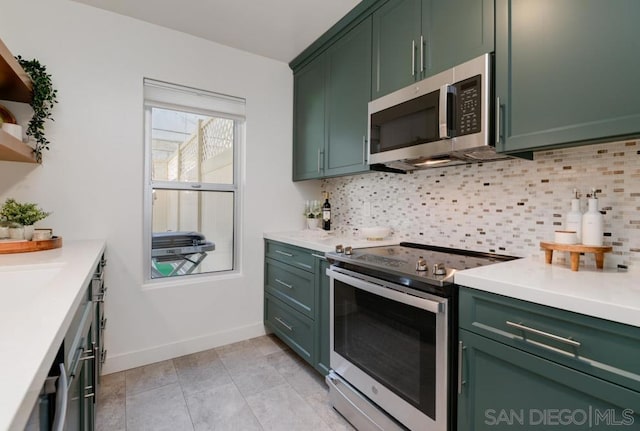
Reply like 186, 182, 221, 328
0, 0, 319, 373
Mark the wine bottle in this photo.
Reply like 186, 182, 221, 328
322, 192, 331, 231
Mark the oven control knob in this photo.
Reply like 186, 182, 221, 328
335, 244, 344, 253
416, 256, 428, 271
433, 263, 446, 276
344, 246, 353, 255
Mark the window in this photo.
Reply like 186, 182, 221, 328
143, 79, 244, 279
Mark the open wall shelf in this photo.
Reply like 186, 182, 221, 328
0, 37, 37, 164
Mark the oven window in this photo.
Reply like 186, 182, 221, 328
334, 279, 436, 420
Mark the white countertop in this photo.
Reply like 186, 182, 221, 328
455, 256, 640, 328
0, 240, 106, 431
263, 230, 398, 253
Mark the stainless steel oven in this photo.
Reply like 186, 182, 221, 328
328, 267, 448, 431
326, 243, 517, 431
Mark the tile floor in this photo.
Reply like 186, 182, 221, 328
96, 335, 354, 431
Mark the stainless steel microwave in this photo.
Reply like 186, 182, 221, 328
368, 53, 508, 171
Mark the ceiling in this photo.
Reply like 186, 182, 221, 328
72, 0, 362, 63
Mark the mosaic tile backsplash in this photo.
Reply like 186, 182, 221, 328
322, 139, 640, 268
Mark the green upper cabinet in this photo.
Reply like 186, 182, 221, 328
495, 0, 640, 154
372, 0, 494, 99
372, 0, 422, 98
293, 56, 326, 181
292, 17, 372, 181
427, 0, 494, 76
325, 16, 372, 177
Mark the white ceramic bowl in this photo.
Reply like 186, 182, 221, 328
360, 226, 392, 240
554, 230, 579, 245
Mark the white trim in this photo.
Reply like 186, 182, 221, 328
101, 322, 266, 374
142, 79, 245, 283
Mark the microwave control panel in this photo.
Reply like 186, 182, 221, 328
455, 74, 481, 136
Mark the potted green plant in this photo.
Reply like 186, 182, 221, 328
0, 198, 51, 240
15, 56, 58, 163
304, 200, 322, 229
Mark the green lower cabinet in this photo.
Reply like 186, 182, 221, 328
495, 0, 640, 153
314, 258, 330, 375
458, 330, 640, 431
264, 240, 330, 375
265, 293, 314, 363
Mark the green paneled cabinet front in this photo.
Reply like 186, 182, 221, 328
293, 17, 372, 180
264, 240, 330, 376
314, 257, 330, 375
293, 56, 326, 181
372, 0, 494, 98
427, 0, 493, 76
458, 329, 640, 431
324, 16, 372, 177
495, 0, 640, 153
372, 0, 422, 98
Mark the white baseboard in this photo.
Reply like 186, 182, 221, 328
101, 322, 267, 374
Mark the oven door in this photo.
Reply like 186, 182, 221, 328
328, 267, 448, 431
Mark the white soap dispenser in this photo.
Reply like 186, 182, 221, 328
565, 188, 583, 242
582, 188, 604, 246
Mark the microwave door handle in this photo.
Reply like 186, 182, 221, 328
439, 84, 453, 139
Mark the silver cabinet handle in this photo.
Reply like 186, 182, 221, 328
458, 341, 466, 394
411, 40, 416, 77
362, 136, 367, 164
275, 278, 293, 289
275, 250, 293, 257
506, 321, 581, 348
496, 96, 501, 146
191, 183, 202, 189
274, 316, 293, 332
311, 253, 326, 260
51, 363, 68, 431
79, 348, 96, 362
317, 148, 321, 173
420, 35, 424, 74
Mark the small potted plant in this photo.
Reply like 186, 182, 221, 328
0, 198, 51, 240
304, 200, 322, 229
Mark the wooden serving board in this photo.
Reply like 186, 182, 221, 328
0, 236, 62, 254
540, 241, 612, 271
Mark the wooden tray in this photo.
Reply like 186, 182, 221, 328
0, 236, 62, 254
540, 241, 612, 271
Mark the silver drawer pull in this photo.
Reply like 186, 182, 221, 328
275, 278, 293, 289
275, 250, 293, 257
506, 321, 581, 348
311, 253, 327, 261
274, 317, 293, 332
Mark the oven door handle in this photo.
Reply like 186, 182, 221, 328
328, 268, 444, 314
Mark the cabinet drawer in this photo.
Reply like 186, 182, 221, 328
460, 287, 640, 392
458, 329, 640, 429
265, 240, 315, 272
265, 258, 315, 318
265, 294, 313, 363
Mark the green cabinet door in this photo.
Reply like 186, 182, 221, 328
426, 0, 493, 76
495, 0, 640, 154
293, 56, 326, 181
314, 257, 330, 375
325, 16, 372, 177
372, 0, 422, 98
458, 329, 640, 431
